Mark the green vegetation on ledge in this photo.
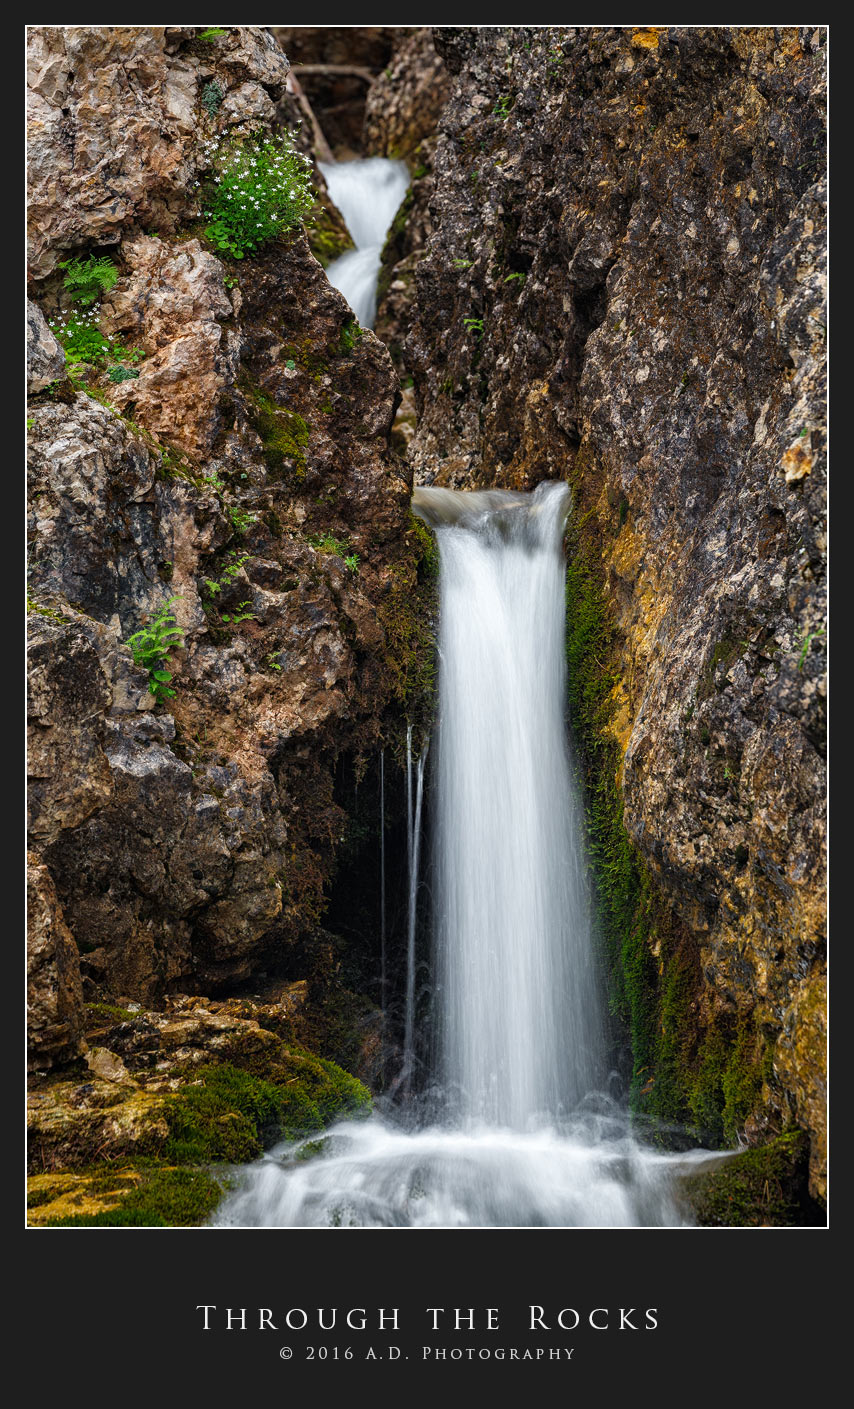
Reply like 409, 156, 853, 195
38, 1165, 224, 1228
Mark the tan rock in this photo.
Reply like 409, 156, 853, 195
86, 1046, 132, 1083
27, 855, 85, 1069
27, 26, 289, 278
101, 235, 236, 459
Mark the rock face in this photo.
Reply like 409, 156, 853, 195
27, 856, 86, 1069
27, 26, 289, 278
363, 28, 449, 160
27, 29, 431, 1053
407, 26, 826, 1197
27, 300, 66, 391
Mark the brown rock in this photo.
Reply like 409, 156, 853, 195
27, 856, 85, 1069
100, 235, 236, 460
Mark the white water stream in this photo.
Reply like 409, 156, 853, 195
214, 482, 718, 1227
319, 157, 410, 328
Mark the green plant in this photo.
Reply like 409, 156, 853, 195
453, 258, 473, 270
796, 628, 825, 669
464, 316, 484, 340
493, 93, 513, 120
228, 506, 256, 535
58, 255, 118, 307
108, 365, 139, 383
48, 310, 114, 367
201, 80, 223, 117
221, 600, 255, 624
202, 129, 314, 259
198, 27, 228, 40
504, 271, 526, 284
307, 532, 356, 563
124, 596, 184, 701
338, 317, 364, 354
266, 651, 282, 672
202, 550, 251, 600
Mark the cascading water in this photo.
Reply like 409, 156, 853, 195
214, 482, 721, 1227
427, 483, 601, 1127
319, 157, 410, 328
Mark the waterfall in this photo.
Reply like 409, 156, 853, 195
379, 746, 386, 1023
403, 728, 429, 1092
420, 481, 603, 1124
213, 483, 717, 1227
319, 157, 410, 328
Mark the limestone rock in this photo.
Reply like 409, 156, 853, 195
27, 26, 289, 277
86, 1046, 131, 1083
100, 235, 236, 460
27, 299, 65, 392
364, 29, 449, 160
27, 856, 85, 1069
26, 28, 424, 1035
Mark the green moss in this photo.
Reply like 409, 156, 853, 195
161, 1055, 371, 1164
688, 1131, 815, 1227
338, 318, 364, 355
244, 381, 309, 478
565, 498, 656, 1103
375, 518, 438, 719
84, 1001, 140, 1027
308, 203, 354, 268
40, 1166, 224, 1228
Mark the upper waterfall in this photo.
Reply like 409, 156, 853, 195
319, 157, 410, 328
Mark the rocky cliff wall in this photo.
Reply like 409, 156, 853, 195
27, 27, 433, 1078
406, 25, 826, 1198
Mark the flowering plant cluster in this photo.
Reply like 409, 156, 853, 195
48, 308, 115, 367
48, 306, 145, 378
201, 130, 314, 259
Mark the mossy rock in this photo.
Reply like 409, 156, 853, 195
161, 1052, 371, 1165
243, 380, 309, 478
307, 200, 354, 268
564, 456, 768, 1143
682, 1131, 820, 1227
33, 1164, 225, 1228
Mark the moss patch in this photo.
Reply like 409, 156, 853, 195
244, 381, 310, 479
376, 515, 438, 723
685, 1131, 817, 1227
162, 1054, 371, 1164
36, 1165, 224, 1228
308, 202, 354, 268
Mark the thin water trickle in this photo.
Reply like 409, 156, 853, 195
214, 480, 720, 1227
403, 730, 429, 1093
319, 157, 410, 328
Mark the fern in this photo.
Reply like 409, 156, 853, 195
58, 255, 118, 307
124, 596, 184, 702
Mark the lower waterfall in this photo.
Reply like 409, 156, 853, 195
214, 483, 718, 1227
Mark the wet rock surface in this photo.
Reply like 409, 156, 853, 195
407, 25, 826, 1197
